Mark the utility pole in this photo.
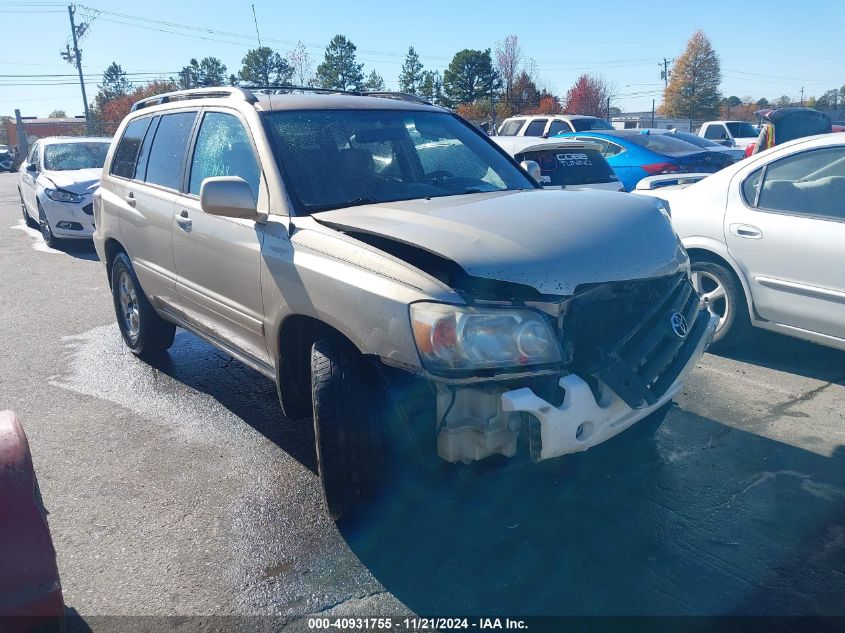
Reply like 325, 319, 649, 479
800, 86, 805, 106
606, 96, 611, 121
14, 109, 29, 157
65, 5, 90, 132
659, 58, 673, 88
651, 99, 655, 127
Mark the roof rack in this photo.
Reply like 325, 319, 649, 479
130, 87, 258, 112
130, 85, 434, 113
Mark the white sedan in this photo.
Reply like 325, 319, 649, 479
18, 136, 111, 247
636, 132, 845, 351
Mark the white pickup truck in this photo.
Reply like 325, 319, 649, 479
698, 120, 759, 149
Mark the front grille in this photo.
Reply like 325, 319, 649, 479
82, 203, 93, 215
562, 273, 708, 408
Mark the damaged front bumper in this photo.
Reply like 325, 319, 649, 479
436, 313, 717, 463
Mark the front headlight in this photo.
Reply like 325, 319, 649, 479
44, 188, 85, 203
410, 302, 563, 375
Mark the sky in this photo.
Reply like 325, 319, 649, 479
1, 0, 842, 119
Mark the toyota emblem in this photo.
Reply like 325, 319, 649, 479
670, 312, 689, 338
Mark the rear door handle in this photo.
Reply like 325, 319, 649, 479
123, 192, 136, 207
175, 210, 192, 230
729, 223, 762, 239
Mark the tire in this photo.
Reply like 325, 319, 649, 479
37, 202, 60, 248
110, 252, 176, 357
690, 260, 749, 351
19, 191, 37, 228
626, 402, 671, 439
311, 334, 386, 520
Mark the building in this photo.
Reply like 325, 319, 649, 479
2, 116, 88, 155
611, 111, 696, 133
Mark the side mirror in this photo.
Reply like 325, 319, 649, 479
200, 176, 257, 220
520, 160, 542, 184
26, 163, 37, 173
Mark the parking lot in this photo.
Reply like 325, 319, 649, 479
1, 169, 845, 623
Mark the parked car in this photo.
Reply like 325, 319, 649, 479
93, 87, 715, 519
751, 107, 832, 155
553, 129, 734, 191
18, 136, 112, 247
0, 411, 64, 633
491, 136, 624, 191
698, 120, 759, 149
635, 132, 845, 351
648, 129, 746, 162
0, 144, 15, 172
497, 114, 614, 137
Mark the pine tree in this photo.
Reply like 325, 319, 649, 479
364, 69, 386, 92
98, 62, 133, 101
442, 49, 498, 107
398, 46, 424, 94
316, 35, 365, 91
238, 47, 293, 87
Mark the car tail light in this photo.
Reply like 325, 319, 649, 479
642, 162, 681, 175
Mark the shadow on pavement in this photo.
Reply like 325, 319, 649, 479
340, 409, 845, 616
58, 240, 100, 262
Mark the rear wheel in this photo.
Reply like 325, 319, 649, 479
110, 253, 175, 357
310, 334, 387, 520
690, 260, 749, 351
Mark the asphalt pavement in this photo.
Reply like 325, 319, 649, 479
1, 172, 844, 628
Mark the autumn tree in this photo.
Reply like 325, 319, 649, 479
399, 46, 424, 93
288, 41, 314, 86
495, 35, 521, 111
563, 74, 612, 117
239, 47, 293, 87
316, 35, 365, 91
660, 30, 721, 121
92, 80, 178, 133
443, 49, 498, 107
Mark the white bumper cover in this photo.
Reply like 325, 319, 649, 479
40, 194, 95, 238
501, 314, 717, 461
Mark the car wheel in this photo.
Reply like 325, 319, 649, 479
37, 203, 59, 248
311, 334, 387, 521
19, 191, 37, 228
110, 252, 176, 357
690, 260, 749, 351
626, 402, 671, 438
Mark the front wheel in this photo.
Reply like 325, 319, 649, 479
37, 203, 59, 249
110, 253, 175, 357
311, 334, 387, 520
690, 260, 749, 351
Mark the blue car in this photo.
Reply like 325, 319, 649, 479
552, 129, 734, 191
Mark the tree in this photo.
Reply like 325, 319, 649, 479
98, 62, 132, 101
495, 35, 521, 111
288, 41, 314, 86
774, 95, 792, 108
660, 30, 722, 121
725, 95, 741, 107
756, 97, 770, 108
364, 69, 386, 92
418, 70, 444, 105
178, 57, 228, 88
239, 47, 293, 87
511, 70, 541, 112
563, 74, 612, 118
48, 109, 67, 118
94, 80, 178, 133
316, 35, 365, 91
816, 89, 840, 111
399, 46, 424, 93
443, 49, 498, 107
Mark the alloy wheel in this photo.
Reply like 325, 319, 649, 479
691, 270, 730, 333
118, 270, 141, 340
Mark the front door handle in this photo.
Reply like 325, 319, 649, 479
123, 192, 136, 207
729, 223, 762, 239
175, 210, 192, 230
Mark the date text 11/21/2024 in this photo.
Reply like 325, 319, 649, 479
307, 618, 529, 630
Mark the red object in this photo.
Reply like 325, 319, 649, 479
833, 125, 845, 133
0, 411, 64, 633
642, 162, 681, 175
745, 143, 756, 157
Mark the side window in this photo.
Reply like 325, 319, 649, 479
133, 116, 159, 181
189, 112, 261, 197
603, 142, 624, 158
548, 120, 572, 136
498, 119, 524, 136
523, 119, 548, 136
144, 112, 197, 190
741, 167, 763, 206
704, 124, 727, 140
756, 147, 845, 220
111, 117, 152, 179
27, 143, 39, 165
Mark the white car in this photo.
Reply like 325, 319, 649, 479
0, 145, 15, 172
497, 114, 614, 137
698, 120, 759, 150
493, 136, 624, 191
636, 133, 845, 351
18, 137, 111, 247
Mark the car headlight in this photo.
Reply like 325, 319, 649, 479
44, 188, 85, 203
410, 302, 563, 375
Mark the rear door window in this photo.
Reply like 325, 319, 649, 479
498, 119, 524, 136
516, 148, 617, 187
755, 147, 845, 220
111, 117, 152, 179
144, 112, 197, 190
548, 120, 573, 136
523, 119, 548, 136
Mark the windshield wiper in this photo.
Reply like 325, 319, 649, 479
308, 197, 380, 213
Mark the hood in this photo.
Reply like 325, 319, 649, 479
42, 168, 101, 194
313, 189, 686, 297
